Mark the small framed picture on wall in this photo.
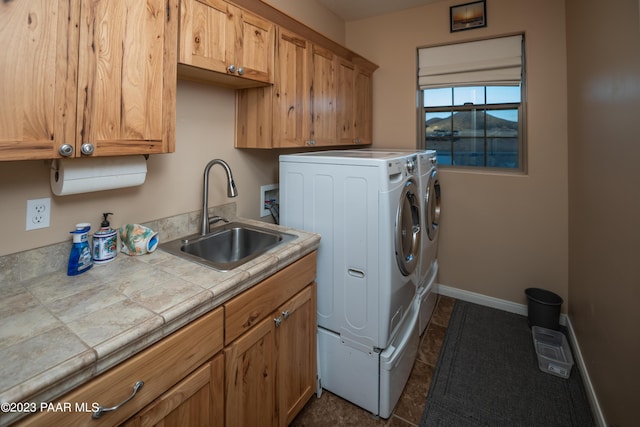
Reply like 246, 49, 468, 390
450, 0, 487, 32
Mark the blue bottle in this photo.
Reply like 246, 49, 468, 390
68, 223, 93, 276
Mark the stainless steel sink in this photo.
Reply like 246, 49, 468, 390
160, 222, 296, 271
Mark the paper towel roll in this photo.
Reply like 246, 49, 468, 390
51, 156, 147, 196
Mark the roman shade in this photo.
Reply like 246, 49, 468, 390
418, 35, 523, 89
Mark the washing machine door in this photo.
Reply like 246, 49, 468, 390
396, 179, 421, 275
425, 169, 441, 241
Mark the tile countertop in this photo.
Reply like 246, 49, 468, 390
0, 218, 320, 425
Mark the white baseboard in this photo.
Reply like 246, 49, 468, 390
564, 316, 607, 427
435, 283, 606, 427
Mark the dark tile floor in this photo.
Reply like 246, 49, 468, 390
291, 295, 456, 427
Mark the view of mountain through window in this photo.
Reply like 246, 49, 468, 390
424, 86, 522, 169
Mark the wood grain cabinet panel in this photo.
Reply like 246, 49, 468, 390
235, 26, 375, 149
76, 0, 177, 157
224, 252, 318, 427
309, 45, 338, 147
278, 283, 317, 427
0, 0, 177, 161
178, 0, 274, 86
122, 354, 224, 427
0, 0, 78, 160
225, 315, 277, 427
272, 28, 310, 148
337, 58, 374, 146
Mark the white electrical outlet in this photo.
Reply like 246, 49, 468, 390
26, 197, 51, 230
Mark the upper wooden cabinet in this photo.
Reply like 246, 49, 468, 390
236, 27, 375, 149
0, 0, 178, 161
178, 0, 274, 86
77, 0, 177, 158
337, 58, 375, 146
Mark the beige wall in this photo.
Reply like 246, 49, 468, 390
0, 80, 280, 257
345, 0, 570, 306
261, 0, 345, 43
566, 0, 640, 424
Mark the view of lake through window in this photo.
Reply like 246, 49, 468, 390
424, 86, 522, 169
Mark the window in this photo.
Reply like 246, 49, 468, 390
418, 35, 525, 170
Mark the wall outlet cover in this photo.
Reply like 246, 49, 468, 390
26, 197, 51, 230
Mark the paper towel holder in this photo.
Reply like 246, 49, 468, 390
51, 155, 148, 196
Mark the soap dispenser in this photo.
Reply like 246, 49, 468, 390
93, 212, 117, 264
67, 223, 93, 276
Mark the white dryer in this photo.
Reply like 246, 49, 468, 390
415, 150, 441, 335
279, 150, 421, 418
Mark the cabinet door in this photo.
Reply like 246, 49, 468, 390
337, 59, 373, 146
179, 0, 273, 84
336, 58, 356, 145
225, 316, 277, 427
277, 283, 317, 427
236, 86, 273, 148
0, 0, 79, 160
309, 45, 337, 146
179, 0, 232, 73
234, 8, 274, 83
76, 0, 177, 157
122, 354, 224, 427
273, 28, 310, 148
354, 67, 373, 146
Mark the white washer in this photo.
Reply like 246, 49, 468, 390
279, 150, 421, 418
337, 149, 442, 336
415, 150, 441, 335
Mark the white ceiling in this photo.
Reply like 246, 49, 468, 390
314, 0, 442, 21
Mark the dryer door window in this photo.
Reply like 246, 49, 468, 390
396, 179, 421, 275
425, 170, 441, 241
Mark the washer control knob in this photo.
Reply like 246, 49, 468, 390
406, 159, 416, 174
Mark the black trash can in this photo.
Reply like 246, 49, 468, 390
525, 288, 563, 330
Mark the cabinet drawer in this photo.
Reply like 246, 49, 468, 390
224, 251, 317, 345
18, 307, 223, 427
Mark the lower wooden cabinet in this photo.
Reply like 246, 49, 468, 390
17, 308, 224, 427
122, 354, 224, 427
224, 252, 317, 427
225, 314, 277, 427
225, 283, 316, 427
278, 284, 317, 426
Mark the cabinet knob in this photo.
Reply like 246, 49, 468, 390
92, 380, 144, 419
81, 143, 95, 155
237, 66, 244, 76
58, 144, 74, 157
274, 316, 282, 327
227, 64, 236, 74
305, 140, 316, 146
353, 138, 361, 144
282, 310, 290, 320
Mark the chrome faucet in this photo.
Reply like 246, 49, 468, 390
201, 159, 238, 235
